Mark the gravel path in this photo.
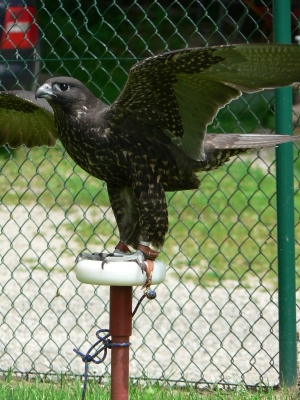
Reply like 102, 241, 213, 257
0, 202, 299, 386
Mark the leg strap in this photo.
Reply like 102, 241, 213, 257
137, 243, 159, 260
115, 241, 131, 253
142, 260, 154, 291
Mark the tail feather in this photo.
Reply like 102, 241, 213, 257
194, 133, 299, 171
204, 133, 300, 150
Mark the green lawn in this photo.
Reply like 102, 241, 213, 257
0, 376, 296, 400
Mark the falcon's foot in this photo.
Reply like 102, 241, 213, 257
97, 241, 158, 291
78, 241, 159, 290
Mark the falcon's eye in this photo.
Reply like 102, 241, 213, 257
53, 83, 70, 92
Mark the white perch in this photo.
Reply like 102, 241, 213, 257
75, 258, 166, 286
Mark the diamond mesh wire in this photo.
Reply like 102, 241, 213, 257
0, 0, 299, 387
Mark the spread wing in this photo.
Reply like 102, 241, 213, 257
108, 44, 300, 161
0, 91, 57, 148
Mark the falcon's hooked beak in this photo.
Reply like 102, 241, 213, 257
35, 83, 56, 100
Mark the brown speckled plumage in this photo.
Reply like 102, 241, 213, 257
0, 44, 300, 249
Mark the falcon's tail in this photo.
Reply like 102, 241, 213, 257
195, 133, 299, 171
204, 133, 300, 150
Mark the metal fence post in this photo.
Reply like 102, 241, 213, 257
273, 0, 297, 387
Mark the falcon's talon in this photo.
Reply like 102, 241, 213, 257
99, 249, 143, 263
93, 247, 154, 290
77, 252, 106, 262
98, 248, 134, 268
92, 252, 110, 261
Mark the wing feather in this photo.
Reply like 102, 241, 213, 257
0, 91, 57, 148
109, 44, 300, 160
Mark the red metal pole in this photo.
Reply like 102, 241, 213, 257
109, 286, 132, 400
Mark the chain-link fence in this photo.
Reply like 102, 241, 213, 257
1, 0, 300, 387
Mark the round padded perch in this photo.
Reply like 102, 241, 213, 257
75, 258, 166, 286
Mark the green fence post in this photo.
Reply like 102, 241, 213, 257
273, 0, 297, 388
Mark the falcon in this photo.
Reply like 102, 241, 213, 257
0, 44, 300, 285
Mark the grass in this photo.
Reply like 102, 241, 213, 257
0, 374, 298, 400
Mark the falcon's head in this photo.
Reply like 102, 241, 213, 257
36, 77, 102, 114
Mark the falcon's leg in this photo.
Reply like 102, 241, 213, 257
100, 180, 167, 289
97, 184, 157, 269
127, 176, 167, 289
98, 184, 139, 260
77, 186, 136, 264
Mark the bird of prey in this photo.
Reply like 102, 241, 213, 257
0, 44, 300, 285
